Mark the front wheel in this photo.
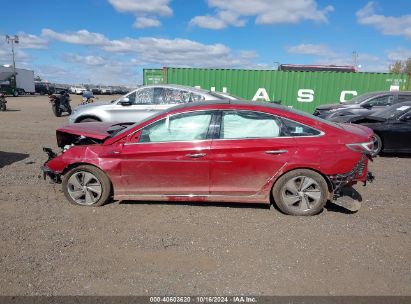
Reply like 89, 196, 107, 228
62, 165, 112, 206
272, 169, 329, 216
0, 102, 6, 111
51, 104, 61, 117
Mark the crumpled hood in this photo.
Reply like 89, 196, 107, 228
57, 122, 115, 140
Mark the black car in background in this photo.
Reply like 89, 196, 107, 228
329, 101, 411, 155
313, 91, 411, 119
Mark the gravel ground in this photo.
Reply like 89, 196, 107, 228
0, 95, 410, 296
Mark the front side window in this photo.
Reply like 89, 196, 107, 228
220, 111, 282, 139
366, 95, 394, 107
134, 88, 154, 104
139, 112, 213, 143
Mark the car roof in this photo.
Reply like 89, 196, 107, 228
141, 84, 215, 95
157, 99, 288, 115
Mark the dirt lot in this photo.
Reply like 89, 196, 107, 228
0, 95, 410, 296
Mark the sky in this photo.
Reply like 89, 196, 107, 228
0, 0, 410, 85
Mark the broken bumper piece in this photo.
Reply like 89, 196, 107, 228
328, 155, 375, 212
41, 165, 61, 183
41, 147, 61, 183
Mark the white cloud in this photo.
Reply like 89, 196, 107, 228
357, 2, 411, 39
41, 29, 109, 46
64, 54, 106, 66
387, 48, 411, 61
190, 0, 333, 29
285, 42, 389, 72
108, 0, 172, 28
16, 33, 48, 49
286, 43, 336, 57
133, 17, 161, 28
39, 28, 259, 68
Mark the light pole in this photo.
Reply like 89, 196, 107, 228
5, 34, 19, 89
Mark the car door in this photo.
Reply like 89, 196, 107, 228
209, 110, 298, 196
118, 110, 215, 197
380, 110, 411, 152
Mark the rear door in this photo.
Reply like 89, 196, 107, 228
209, 110, 298, 196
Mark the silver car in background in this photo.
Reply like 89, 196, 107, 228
68, 84, 239, 123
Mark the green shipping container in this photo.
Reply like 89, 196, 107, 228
144, 67, 410, 113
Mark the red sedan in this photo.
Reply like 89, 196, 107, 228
42, 100, 375, 215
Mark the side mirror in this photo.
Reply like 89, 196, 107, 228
118, 97, 131, 106
361, 103, 372, 109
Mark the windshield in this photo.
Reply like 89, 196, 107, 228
343, 93, 376, 105
373, 103, 411, 119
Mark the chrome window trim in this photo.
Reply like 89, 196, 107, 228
124, 108, 325, 146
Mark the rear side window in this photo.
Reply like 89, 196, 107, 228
398, 95, 411, 103
220, 111, 282, 139
219, 110, 322, 139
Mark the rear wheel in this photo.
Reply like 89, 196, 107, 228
13, 90, 18, 97
272, 169, 329, 216
371, 133, 382, 156
62, 165, 112, 207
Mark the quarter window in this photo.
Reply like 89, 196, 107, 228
281, 118, 321, 136
139, 112, 213, 143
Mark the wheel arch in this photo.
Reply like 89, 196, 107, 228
75, 115, 102, 123
272, 167, 334, 196
61, 162, 114, 193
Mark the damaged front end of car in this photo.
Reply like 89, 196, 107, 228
40, 125, 110, 184
328, 155, 375, 212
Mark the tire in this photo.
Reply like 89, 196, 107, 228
13, 91, 18, 97
272, 169, 329, 216
52, 104, 61, 117
79, 118, 99, 123
67, 105, 72, 115
371, 133, 382, 156
0, 103, 6, 111
62, 165, 112, 207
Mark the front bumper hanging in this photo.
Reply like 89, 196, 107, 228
40, 147, 61, 183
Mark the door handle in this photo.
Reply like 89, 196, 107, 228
186, 153, 206, 158
265, 150, 288, 155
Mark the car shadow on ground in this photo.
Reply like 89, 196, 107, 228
119, 200, 270, 210
0, 151, 29, 168
379, 153, 411, 158
1, 109, 21, 112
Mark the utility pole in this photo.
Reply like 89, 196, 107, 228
352, 51, 358, 70
5, 34, 19, 89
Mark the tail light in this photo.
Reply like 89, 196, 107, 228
346, 141, 374, 154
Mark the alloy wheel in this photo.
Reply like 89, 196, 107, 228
67, 171, 102, 205
281, 176, 322, 212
